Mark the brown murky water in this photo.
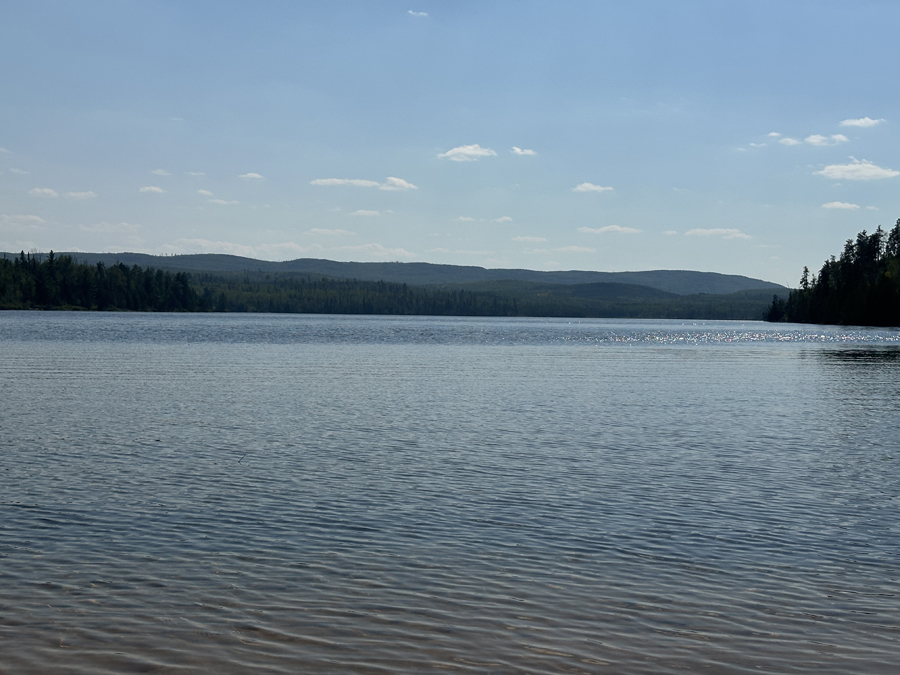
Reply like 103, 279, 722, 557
1, 313, 898, 673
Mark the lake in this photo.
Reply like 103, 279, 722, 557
1, 312, 898, 673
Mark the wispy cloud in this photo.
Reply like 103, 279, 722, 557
379, 176, 418, 191
779, 137, 801, 146
663, 230, 678, 235
197, 189, 213, 196
513, 235, 548, 242
311, 177, 416, 190
9, 168, 29, 175
456, 216, 475, 222
185, 171, 206, 177
1, 214, 45, 228
0, 147, 11, 153
29, 187, 58, 198
339, 243, 416, 258
65, 191, 98, 200
139, 186, 165, 193
239, 172, 264, 180
169, 238, 319, 260
767, 132, 782, 137
815, 158, 899, 180
840, 117, 884, 128
311, 178, 380, 187
151, 169, 170, 176
805, 134, 848, 146
573, 182, 613, 192
511, 147, 537, 156
80, 221, 141, 233
866, 206, 879, 211
438, 144, 497, 161
308, 228, 355, 236
408, 10, 427, 17
685, 228, 751, 240
493, 216, 513, 223
209, 199, 240, 205
578, 225, 641, 234
554, 246, 595, 253
822, 201, 859, 209
349, 209, 380, 216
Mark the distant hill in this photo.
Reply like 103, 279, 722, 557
3, 251, 786, 296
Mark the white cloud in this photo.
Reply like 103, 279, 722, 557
239, 172, 264, 180
493, 216, 513, 223
151, 169, 171, 176
408, 10, 427, 17
578, 225, 641, 234
573, 182, 613, 192
779, 137, 801, 146
339, 243, 416, 258
29, 187, 58, 198
866, 206, 879, 211
308, 228, 355, 236
685, 228, 751, 240
840, 117, 884, 128
209, 199, 240, 205
815, 158, 899, 180
511, 147, 537, 156
311, 178, 381, 187
438, 144, 497, 161
80, 221, 141, 233
663, 230, 678, 235
379, 176, 418, 191
9, 168, 29, 175
185, 171, 206, 176
139, 186, 165, 193
767, 132, 782, 137
65, 191, 98, 200
822, 201, 859, 210
805, 134, 849, 146
197, 189, 213, 196
456, 216, 475, 222
0, 214, 45, 228
513, 235, 548, 242
350, 209, 380, 216
749, 142, 766, 147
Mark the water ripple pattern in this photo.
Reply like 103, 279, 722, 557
1, 312, 898, 673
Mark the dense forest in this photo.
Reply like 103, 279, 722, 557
3, 250, 784, 319
767, 218, 900, 326
0, 252, 516, 315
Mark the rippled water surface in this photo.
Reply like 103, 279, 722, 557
1, 312, 898, 673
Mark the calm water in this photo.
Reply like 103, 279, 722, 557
1, 312, 898, 674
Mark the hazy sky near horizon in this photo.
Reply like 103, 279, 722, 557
2, 1, 899, 286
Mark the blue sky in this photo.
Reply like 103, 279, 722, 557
2, 1, 898, 286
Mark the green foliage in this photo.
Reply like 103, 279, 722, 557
192, 271, 517, 316
0, 252, 200, 311
771, 218, 900, 326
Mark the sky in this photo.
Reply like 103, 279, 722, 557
1, 1, 899, 286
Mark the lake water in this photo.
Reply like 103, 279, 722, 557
1, 312, 898, 674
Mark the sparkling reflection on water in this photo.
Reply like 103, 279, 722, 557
1, 313, 898, 673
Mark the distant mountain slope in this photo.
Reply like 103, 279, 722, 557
4, 251, 786, 296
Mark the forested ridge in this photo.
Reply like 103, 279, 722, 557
767, 218, 900, 326
0, 252, 516, 315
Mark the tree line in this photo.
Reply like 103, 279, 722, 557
0, 252, 517, 316
766, 218, 900, 326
